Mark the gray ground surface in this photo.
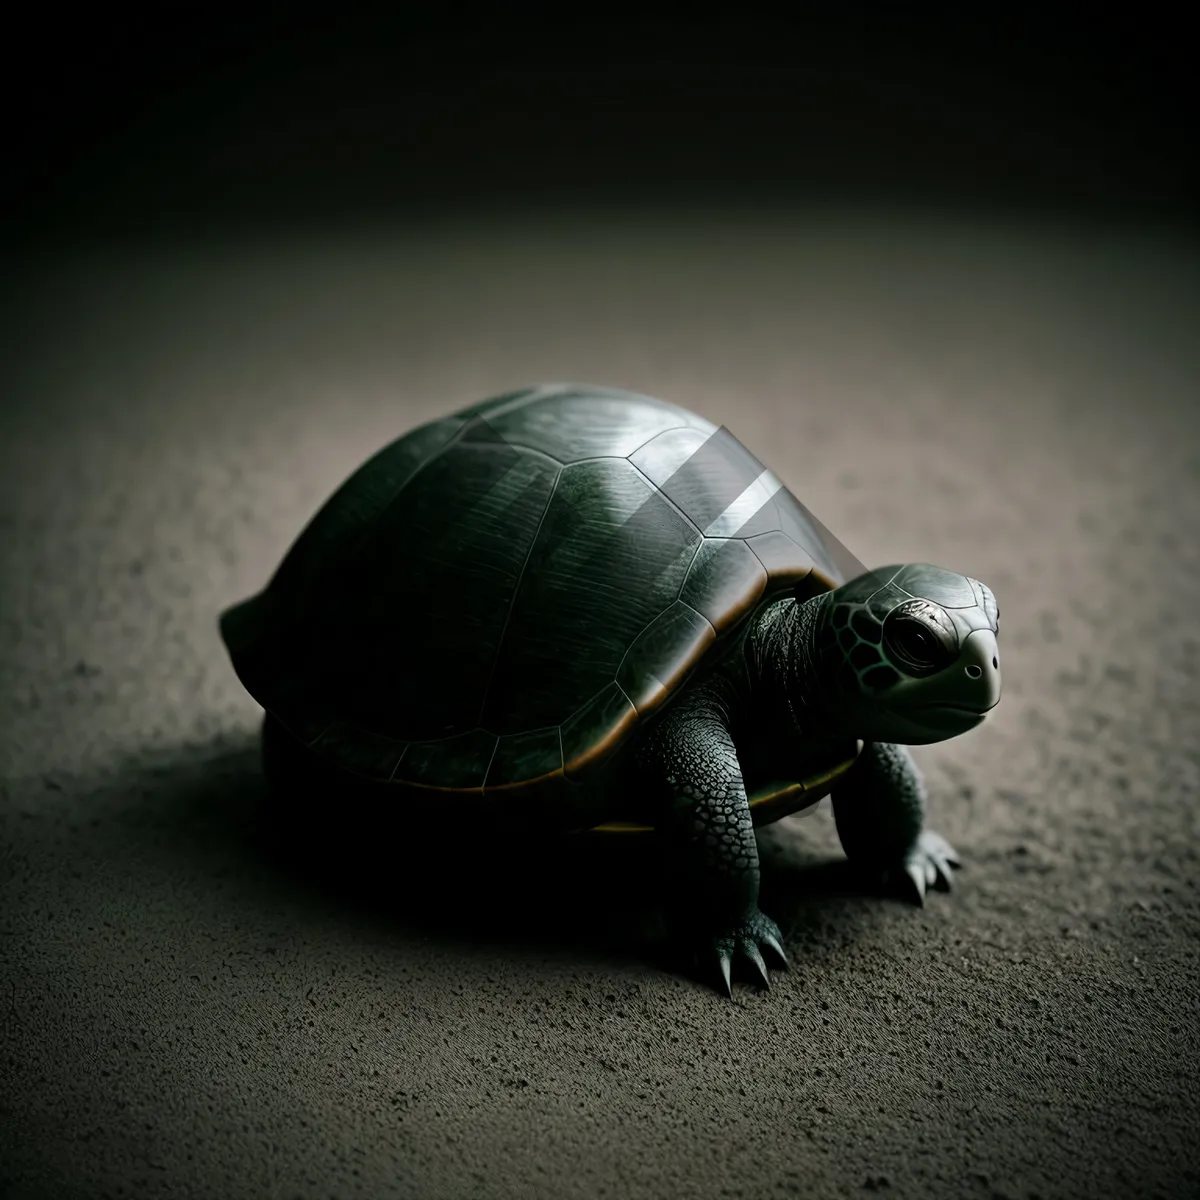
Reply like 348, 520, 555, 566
2, 210, 1198, 1200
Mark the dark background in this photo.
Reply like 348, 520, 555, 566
3, 9, 1199, 1200
7, 7, 1197, 244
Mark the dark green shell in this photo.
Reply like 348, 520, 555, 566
220, 384, 858, 804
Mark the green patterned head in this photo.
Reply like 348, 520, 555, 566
816, 563, 1001, 746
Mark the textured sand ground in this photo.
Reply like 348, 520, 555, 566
1, 210, 1198, 1199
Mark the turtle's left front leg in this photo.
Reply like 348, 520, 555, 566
831, 741, 961, 904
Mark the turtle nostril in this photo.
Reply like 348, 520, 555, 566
965, 664, 982, 679
993, 656, 998, 669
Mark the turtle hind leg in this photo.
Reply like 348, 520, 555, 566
831, 741, 962, 905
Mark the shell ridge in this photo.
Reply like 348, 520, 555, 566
622, 423, 699, 465
459, 437, 564, 469
307, 721, 335, 750
481, 734, 501, 788
673, 539, 706, 600
368, 416, 473, 528
387, 742, 410, 782
624, 459, 706, 541
677, 599, 717, 637
745, 537, 772, 574
322, 417, 473, 594
612, 602, 683, 689
255, 415, 469, 624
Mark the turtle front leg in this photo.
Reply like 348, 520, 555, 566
831, 741, 961, 904
635, 699, 789, 998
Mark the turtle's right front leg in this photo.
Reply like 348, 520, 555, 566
635, 697, 789, 997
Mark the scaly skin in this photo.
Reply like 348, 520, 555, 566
831, 741, 960, 904
633, 685, 789, 997
635, 590, 962, 996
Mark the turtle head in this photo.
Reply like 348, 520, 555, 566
816, 563, 1001, 745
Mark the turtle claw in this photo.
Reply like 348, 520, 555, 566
884, 831, 962, 907
700, 908, 787, 998
744, 943, 771, 990
761, 930, 790, 971
902, 859, 928, 906
713, 941, 735, 998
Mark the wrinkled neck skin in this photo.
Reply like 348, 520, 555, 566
742, 592, 845, 742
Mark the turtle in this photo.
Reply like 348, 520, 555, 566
219, 383, 1001, 996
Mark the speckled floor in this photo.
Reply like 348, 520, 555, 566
2, 209, 1198, 1200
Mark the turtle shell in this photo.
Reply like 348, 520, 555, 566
220, 384, 863, 817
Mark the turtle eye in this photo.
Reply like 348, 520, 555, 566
883, 600, 958, 677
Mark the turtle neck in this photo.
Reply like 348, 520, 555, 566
744, 590, 845, 742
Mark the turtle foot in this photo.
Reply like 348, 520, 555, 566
882, 830, 961, 906
698, 907, 790, 999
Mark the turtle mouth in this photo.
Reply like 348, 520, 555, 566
878, 701, 988, 735
914, 702, 988, 730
